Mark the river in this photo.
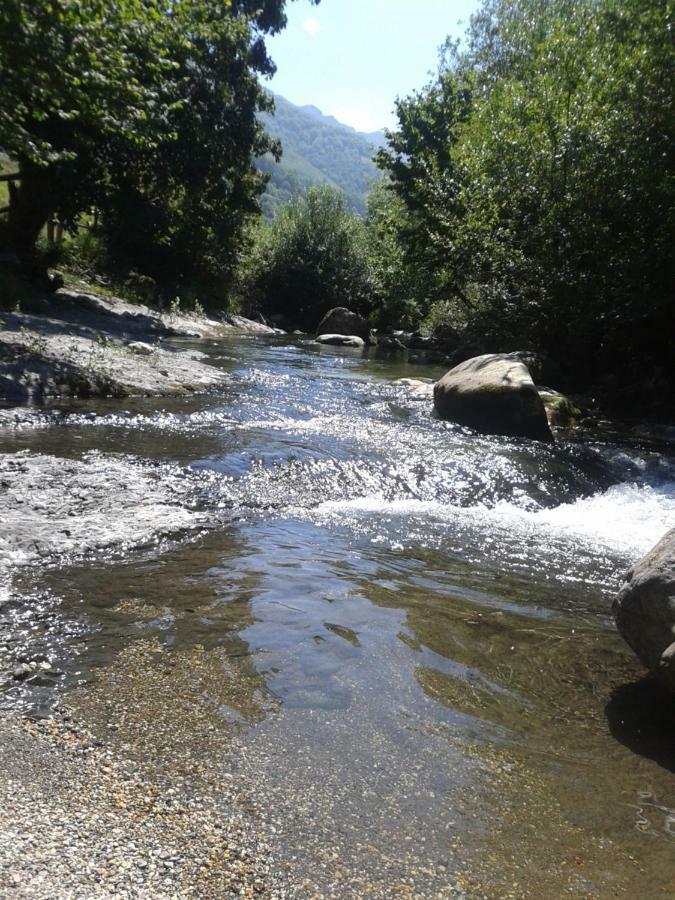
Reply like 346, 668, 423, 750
1, 335, 674, 897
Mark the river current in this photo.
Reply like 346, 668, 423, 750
1, 336, 674, 897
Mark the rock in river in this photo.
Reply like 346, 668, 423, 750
433, 353, 553, 441
377, 335, 407, 351
316, 334, 365, 348
316, 307, 370, 341
538, 387, 581, 428
613, 528, 675, 692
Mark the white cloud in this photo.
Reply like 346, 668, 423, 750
301, 17, 321, 37
332, 106, 381, 134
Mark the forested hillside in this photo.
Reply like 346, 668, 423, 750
258, 93, 380, 216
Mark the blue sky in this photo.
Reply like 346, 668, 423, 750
266, 0, 478, 133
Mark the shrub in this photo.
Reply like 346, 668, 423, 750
235, 186, 374, 329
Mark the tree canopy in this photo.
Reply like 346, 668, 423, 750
235, 185, 373, 328
0, 0, 317, 286
375, 0, 674, 391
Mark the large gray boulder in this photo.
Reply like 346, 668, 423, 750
613, 529, 675, 692
433, 353, 553, 441
316, 307, 370, 341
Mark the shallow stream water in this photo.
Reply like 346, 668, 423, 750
2, 336, 674, 897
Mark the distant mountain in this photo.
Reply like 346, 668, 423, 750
257, 93, 386, 217
298, 103, 388, 148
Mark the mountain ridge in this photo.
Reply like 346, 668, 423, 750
258, 93, 387, 217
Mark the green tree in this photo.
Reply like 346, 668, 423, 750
364, 180, 421, 330
375, 70, 473, 317
376, 0, 674, 390
98, 4, 280, 291
236, 185, 374, 328
0, 0, 318, 284
0, 1, 175, 268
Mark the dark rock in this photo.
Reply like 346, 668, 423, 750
613, 529, 675, 693
12, 663, 32, 681
433, 353, 554, 441
377, 335, 407, 351
125, 271, 156, 301
448, 337, 488, 367
407, 333, 440, 351
46, 271, 64, 292
316, 307, 370, 341
537, 387, 582, 428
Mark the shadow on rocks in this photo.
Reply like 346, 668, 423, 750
605, 676, 675, 774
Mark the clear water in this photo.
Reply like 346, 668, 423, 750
1, 336, 674, 897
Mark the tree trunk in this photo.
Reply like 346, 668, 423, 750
6, 161, 54, 275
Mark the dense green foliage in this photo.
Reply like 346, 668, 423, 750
258, 93, 380, 217
0, 0, 169, 266
375, 0, 674, 393
97, 3, 277, 291
0, 0, 315, 290
234, 185, 373, 328
364, 182, 421, 330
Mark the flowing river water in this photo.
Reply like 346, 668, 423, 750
1, 335, 674, 897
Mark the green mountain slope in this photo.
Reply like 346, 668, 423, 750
258, 93, 383, 217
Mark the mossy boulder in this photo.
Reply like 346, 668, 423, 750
433, 353, 553, 441
538, 388, 582, 428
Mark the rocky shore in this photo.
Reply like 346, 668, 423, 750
1, 299, 673, 898
0, 287, 280, 403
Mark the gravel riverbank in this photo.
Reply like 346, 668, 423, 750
0, 714, 277, 899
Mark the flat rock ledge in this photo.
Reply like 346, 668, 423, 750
0, 286, 287, 403
0, 450, 211, 603
613, 528, 675, 692
0, 327, 227, 402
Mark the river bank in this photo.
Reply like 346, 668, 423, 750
0, 714, 275, 899
1, 331, 674, 898
0, 285, 281, 404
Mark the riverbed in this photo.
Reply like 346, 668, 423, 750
1, 335, 674, 898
